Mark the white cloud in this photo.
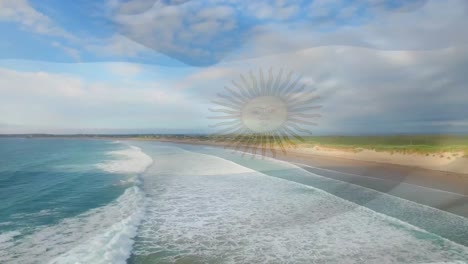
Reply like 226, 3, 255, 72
0, 68, 84, 98
174, 66, 236, 90
187, 67, 234, 82
0, 65, 199, 130
107, 62, 143, 77
182, 44, 468, 134
243, 0, 300, 21
85, 34, 153, 57
110, 1, 238, 64
2, 0, 465, 68
1, 43, 468, 134
0, 0, 74, 40
52, 42, 81, 61
239, 0, 468, 63
105, 0, 468, 66
309, 0, 342, 18
0, 66, 177, 104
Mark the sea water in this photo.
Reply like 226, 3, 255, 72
0, 138, 152, 264
1, 139, 467, 264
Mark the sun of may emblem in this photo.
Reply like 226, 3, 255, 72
209, 68, 321, 157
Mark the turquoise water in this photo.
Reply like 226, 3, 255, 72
1, 139, 467, 264
0, 138, 151, 263
178, 143, 468, 247
0, 138, 130, 233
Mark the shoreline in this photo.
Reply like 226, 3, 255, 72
133, 137, 468, 194
296, 145, 468, 175
135, 137, 468, 218
138, 137, 468, 175
3, 135, 467, 175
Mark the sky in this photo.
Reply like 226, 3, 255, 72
0, 0, 467, 134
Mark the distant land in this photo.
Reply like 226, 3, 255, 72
2, 133, 467, 156
2, 133, 468, 174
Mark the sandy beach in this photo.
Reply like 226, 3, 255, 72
147, 137, 468, 174
138, 137, 468, 217
297, 145, 468, 175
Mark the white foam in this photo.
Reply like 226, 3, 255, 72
11, 209, 57, 219
132, 145, 468, 264
0, 187, 146, 264
0, 222, 12, 227
49, 186, 146, 264
0, 231, 20, 249
421, 261, 466, 264
150, 150, 255, 176
97, 145, 153, 175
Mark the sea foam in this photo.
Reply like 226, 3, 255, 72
0, 186, 146, 264
97, 145, 153, 175
49, 187, 146, 264
0, 231, 20, 250
131, 146, 468, 264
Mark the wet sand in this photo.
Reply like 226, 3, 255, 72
144, 138, 468, 218
276, 149, 468, 217
280, 149, 468, 195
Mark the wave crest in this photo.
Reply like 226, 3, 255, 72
97, 145, 153, 175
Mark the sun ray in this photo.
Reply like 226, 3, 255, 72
250, 135, 260, 157
278, 131, 297, 147
231, 80, 250, 98
212, 121, 241, 131
281, 127, 305, 142
224, 86, 248, 101
208, 115, 241, 120
273, 134, 287, 155
266, 68, 274, 95
216, 93, 245, 105
213, 95, 244, 106
208, 108, 240, 115
271, 68, 283, 95
249, 71, 260, 97
277, 70, 293, 94
261, 134, 267, 157
286, 84, 307, 101
267, 133, 277, 157
259, 68, 266, 96
210, 99, 239, 110
283, 76, 303, 97
223, 134, 247, 150
240, 134, 256, 156
209, 68, 322, 158
240, 74, 256, 98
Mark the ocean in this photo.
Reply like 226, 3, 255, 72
0, 138, 467, 264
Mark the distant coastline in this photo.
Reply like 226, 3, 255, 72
132, 135, 468, 175
131, 135, 468, 218
2, 133, 468, 175
2, 134, 468, 218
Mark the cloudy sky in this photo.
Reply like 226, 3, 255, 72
0, 0, 467, 134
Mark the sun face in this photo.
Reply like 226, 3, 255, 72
242, 96, 288, 133
209, 68, 321, 157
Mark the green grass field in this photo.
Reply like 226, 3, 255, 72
299, 135, 468, 157
129, 134, 468, 157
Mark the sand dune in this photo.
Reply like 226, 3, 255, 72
295, 146, 468, 175
146, 137, 468, 175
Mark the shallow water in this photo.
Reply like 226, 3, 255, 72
1, 139, 467, 264
128, 142, 468, 264
0, 138, 151, 264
